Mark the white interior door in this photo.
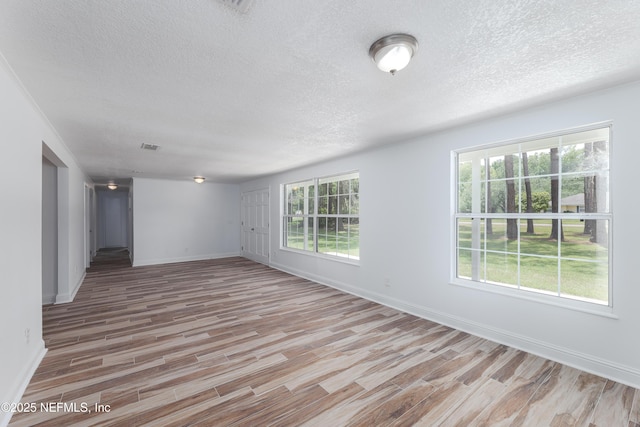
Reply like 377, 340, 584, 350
241, 188, 270, 265
99, 190, 128, 249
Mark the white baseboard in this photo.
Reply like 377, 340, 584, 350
132, 252, 241, 267
0, 341, 47, 427
55, 271, 86, 304
41, 293, 56, 305
270, 261, 640, 389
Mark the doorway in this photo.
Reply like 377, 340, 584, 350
97, 189, 129, 249
84, 184, 95, 269
241, 188, 270, 265
41, 156, 58, 304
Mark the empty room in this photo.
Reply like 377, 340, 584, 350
1, 1, 640, 426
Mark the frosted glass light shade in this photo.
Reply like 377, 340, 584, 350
369, 34, 418, 75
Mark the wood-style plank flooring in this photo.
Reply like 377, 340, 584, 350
9, 249, 640, 426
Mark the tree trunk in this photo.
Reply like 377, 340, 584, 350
522, 152, 534, 234
504, 154, 518, 240
591, 141, 608, 245
549, 147, 564, 241
583, 142, 596, 236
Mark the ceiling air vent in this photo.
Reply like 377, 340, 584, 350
140, 143, 160, 151
216, 0, 254, 14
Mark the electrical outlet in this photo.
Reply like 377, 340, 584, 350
384, 278, 391, 288
25, 328, 30, 344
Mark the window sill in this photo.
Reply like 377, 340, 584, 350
279, 246, 360, 266
450, 278, 618, 319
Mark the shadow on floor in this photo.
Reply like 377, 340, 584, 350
89, 247, 132, 271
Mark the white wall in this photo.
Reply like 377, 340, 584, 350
241, 80, 640, 388
0, 57, 90, 425
132, 178, 240, 266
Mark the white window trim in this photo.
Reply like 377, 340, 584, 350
450, 122, 615, 318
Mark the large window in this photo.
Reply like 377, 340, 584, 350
283, 172, 359, 261
453, 125, 611, 308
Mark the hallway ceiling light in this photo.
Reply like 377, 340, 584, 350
194, 176, 205, 184
107, 183, 118, 190
369, 34, 418, 75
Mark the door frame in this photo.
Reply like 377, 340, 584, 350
241, 188, 270, 265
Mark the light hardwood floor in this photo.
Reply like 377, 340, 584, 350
9, 250, 640, 426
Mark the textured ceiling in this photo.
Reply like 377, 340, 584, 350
1, 0, 640, 185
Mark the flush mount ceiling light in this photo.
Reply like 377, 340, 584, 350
369, 33, 418, 75
107, 183, 118, 190
193, 176, 205, 184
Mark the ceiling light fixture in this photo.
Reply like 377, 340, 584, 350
194, 176, 205, 184
369, 34, 418, 75
107, 183, 118, 190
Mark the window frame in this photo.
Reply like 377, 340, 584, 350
282, 171, 360, 264
451, 122, 614, 317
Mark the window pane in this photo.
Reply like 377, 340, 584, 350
489, 156, 505, 180
487, 181, 505, 213
285, 184, 294, 214
481, 218, 510, 252
458, 159, 472, 184
318, 217, 327, 253
457, 218, 473, 249
349, 218, 360, 259
285, 217, 305, 250
521, 149, 551, 177
485, 252, 518, 286
336, 217, 350, 257
339, 180, 350, 194
560, 259, 608, 303
327, 196, 338, 214
560, 144, 584, 173
318, 217, 337, 255
516, 219, 553, 255
485, 219, 517, 253
458, 181, 473, 213
351, 178, 359, 193
560, 175, 584, 212
318, 182, 328, 196
570, 172, 609, 214
307, 217, 315, 251
457, 249, 484, 281
350, 193, 360, 215
307, 196, 315, 215
318, 196, 328, 214
520, 255, 558, 295
561, 128, 609, 172
327, 217, 336, 233
581, 141, 609, 171
318, 217, 327, 234
518, 176, 551, 213
560, 219, 608, 260
338, 195, 349, 214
